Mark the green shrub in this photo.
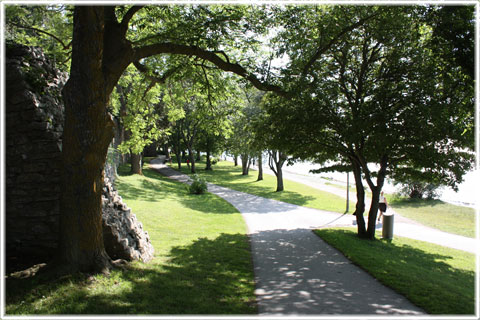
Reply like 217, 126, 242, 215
188, 174, 208, 194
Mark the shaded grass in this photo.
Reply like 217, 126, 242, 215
314, 228, 475, 315
389, 197, 476, 238
171, 160, 355, 214
6, 164, 256, 315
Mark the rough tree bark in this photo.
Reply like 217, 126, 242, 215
61, 7, 115, 273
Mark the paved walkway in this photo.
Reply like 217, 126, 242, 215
253, 163, 478, 254
150, 158, 425, 315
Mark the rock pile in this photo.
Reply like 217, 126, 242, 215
102, 177, 154, 262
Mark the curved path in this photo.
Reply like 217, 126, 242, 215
253, 163, 478, 254
150, 158, 424, 315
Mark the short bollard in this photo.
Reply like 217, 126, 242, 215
382, 213, 394, 240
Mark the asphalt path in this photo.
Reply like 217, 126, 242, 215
150, 158, 426, 315
253, 163, 478, 254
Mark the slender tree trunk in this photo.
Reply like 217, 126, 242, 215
363, 156, 388, 239
188, 148, 196, 173
130, 152, 142, 175
205, 136, 213, 170
60, 6, 115, 273
206, 150, 212, 170
276, 168, 284, 192
234, 155, 238, 166
196, 150, 201, 162
175, 149, 182, 170
257, 153, 263, 181
241, 154, 250, 175
366, 188, 380, 239
351, 159, 367, 238
268, 150, 286, 192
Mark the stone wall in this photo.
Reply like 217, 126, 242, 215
6, 43, 66, 269
5, 43, 154, 271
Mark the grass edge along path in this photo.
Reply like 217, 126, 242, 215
5, 164, 257, 315
314, 227, 476, 315
389, 197, 476, 238
170, 160, 355, 214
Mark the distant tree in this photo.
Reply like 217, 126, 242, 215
163, 68, 239, 173
111, 67, 166, 175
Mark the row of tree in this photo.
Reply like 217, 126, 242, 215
6, 4, 475, 273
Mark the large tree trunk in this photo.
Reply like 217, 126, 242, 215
257, 153, 263, 181
130, 152, 143, 175
60, 7, 115, 273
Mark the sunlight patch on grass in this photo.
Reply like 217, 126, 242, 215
389, 197, 476, 238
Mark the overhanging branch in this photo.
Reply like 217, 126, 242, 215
134, 43, 289, 97
9, 22, 71, 50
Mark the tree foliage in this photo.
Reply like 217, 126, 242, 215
261, 6, 475, 238
5, 3, 475, 271
5, 5, 73, 71
111, 66, 166, 156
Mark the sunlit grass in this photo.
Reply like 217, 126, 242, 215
389, 197, 476, 238
314, 227, 475, 315
171, 160, 355, 214
5, 164, 257, 315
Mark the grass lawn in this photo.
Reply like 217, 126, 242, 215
389, 197, 476, 238
324, 181, 475, 238
5, 164, 257, 315
314, 228, 476, 315
171, 160, 355, 214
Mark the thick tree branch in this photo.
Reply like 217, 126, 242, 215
133, 60, 179, 84
134, 43, 289, 97
120, 5, 145, 36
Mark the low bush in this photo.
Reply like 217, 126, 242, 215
188, 174, 208, 194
